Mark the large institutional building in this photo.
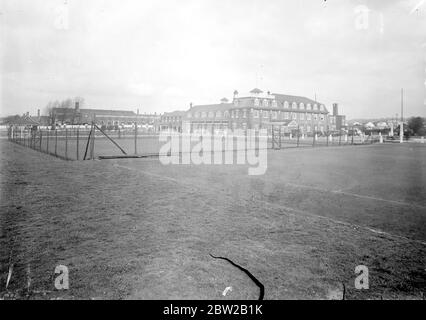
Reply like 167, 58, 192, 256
51, 103, 160, 127
160, 88, 346, 134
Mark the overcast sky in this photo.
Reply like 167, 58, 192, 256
1, 0, 425, 119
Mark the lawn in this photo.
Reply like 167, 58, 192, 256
0, 140, 425, 299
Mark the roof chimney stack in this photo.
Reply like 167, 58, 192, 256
332, 103, 338, 116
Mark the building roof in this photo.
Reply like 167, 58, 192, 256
9, 115, 41, 126
250, 88, 263, 94
189, 103, 234, 113
162, 110, 187, 117
53, 107, 136, 116
272, 93, 323, 107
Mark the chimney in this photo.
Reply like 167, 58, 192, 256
233, 90, 239, 99
333, 103, 338, 116
37, 109, 40, 119
75, 101, 80, 111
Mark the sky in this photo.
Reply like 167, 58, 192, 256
1, 0, 425, 119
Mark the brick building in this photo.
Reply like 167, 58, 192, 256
181, 88, 344, 135
51, 103, 159, 127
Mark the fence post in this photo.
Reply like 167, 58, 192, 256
55, 129, 58, 156
91, 122, 95, 160
47, 130, 50, 153
76, 128, 79, 160
297, 126, 300, 147
65, 128, 68, 159
134, 122, 138, 154
279, 126, 282, 149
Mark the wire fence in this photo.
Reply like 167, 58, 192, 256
7, 125, 390, 161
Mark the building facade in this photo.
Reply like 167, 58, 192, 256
52, 103, 159, 127
157, 111, 187, 132
181, 88, 344, 135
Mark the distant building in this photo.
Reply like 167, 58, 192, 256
178, 88, 345, 134
51, 103, 159, 126
158, 111, 187, 132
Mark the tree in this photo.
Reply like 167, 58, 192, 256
408, 117, 425, 136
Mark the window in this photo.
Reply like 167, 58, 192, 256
320, 105, 325, 111
201, 112, 206, 118
292, 113, 297, 120
307, 103, 312, 110
307, 125, 311, 133
313, 114, 318, 121
208, 111, 214, 118
284, 101, 289, 109
254, 98, 260, 106
292, 102, 297, 109
216, 111, 222, 118
299, 103, 304, 109
253, 110, 259, 118
306, 113, 311, 121
224, 111, 229, 118
272, 100, 277, 108
314, 104, 318, 110
284, 112, 289, 120
300, 113, 305, 120
187, 113, 192, 118
263, 99, 269, 107
272, 111, 277, 119
235, 110, 239, 118
263, 111, 269, 118
243, 110, 247, 118
320, 114, 325, 121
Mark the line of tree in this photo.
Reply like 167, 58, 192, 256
407, 117, 425, 136
44, 97, 85, 125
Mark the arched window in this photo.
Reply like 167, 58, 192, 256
263, 99, 269, 107
307, 103, 312, 110
216, 111, 222, 118
299, 103, 305, 109
224, 111, 229, 118
292, 102, 297, 109
314, 104, 318, 110
254, 98, 260, 106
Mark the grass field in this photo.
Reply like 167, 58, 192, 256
0, 140, 425, 300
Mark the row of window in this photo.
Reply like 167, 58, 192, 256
191, 122, 332, 133
188, 110, 327, 121
248, 99, 325, 111
162, 116, 182, 122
